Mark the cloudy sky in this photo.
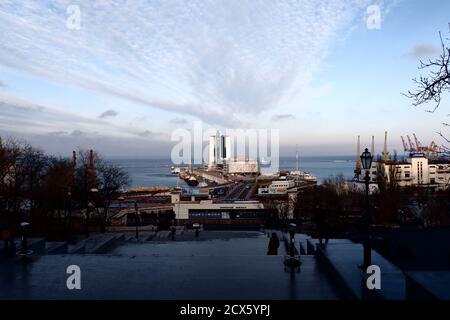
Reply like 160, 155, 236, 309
0, 0, 449, 158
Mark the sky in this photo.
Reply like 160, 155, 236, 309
0, 0, 449, 158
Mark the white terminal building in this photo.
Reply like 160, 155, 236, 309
371, 153, 450, 189
227, 157, 259, 175
349, 132, 450, 193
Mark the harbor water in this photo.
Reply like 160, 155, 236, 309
108, 156, 355, 189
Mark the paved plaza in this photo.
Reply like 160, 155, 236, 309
0, 231, 340, 299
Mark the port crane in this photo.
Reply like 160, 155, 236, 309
401, 136, 408, 154
413, 133, 422, 152
401, 134, 450, 158
406, 135, 415, 152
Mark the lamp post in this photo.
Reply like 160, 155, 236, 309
284, 222, 301, 268
360, 148, 373, 269
117, 196, 125, 211
134, 200, 139, 239
19, 222, 31, 257
67, 190, 72, 238
85, 188, 98, 238
288, 223, 297, 258
193, 223, 200, 238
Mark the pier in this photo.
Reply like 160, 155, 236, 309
192, 168, 228, 184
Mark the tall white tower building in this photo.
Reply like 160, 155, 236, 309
208, 131, 231, 168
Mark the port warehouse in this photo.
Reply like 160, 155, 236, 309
171, 191, 279, 226
109, 185, 293, 228
173, 200, 273, 226
111, 206, 277, 229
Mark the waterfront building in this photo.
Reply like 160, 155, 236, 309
351, 133, 450, 192
226, 157, 259, 175
208, 131, 231, 168
258, 179, 295, 195
171, 191, 270, 225
372, 153, 450, 190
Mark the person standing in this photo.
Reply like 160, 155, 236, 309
2, 218, 13, 256
267, 232, 280, 255
314, 204, 329, 245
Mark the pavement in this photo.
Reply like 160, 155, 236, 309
0, 231, 340, 300
316, 240, 406, 300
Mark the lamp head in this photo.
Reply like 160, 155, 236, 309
360, 148, 373, 170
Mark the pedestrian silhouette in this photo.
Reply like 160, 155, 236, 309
314, 204, 329, 245
2, 218, 13, 256
267, 232, 280, 255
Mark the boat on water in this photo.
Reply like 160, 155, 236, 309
179, 170, 188, 180
259, 157, 271, 165
184, 175, 199, 187
170, 166, 181, 174
289, 170, 317, 182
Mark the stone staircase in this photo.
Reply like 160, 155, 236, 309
1, 232, 155, 258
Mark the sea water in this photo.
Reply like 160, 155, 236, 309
108, 156, 355, 188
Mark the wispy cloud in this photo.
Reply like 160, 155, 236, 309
98, 109, 119, 119
170, 117, 188, 125
0, 80, 6, 87
0, 0, 388, 126
0, 93, 169, 155
271, 114, 295, 121
138, 130, 152, 137
403, 44, 441, 59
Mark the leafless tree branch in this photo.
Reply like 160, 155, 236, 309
404, 30, 450, 112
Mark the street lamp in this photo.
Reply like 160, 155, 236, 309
85, 188, 98, 238
284, 223, 301, 268
117, 196, 125, 211
134, 200, 139, 239
18, 222, 32, 258
360, 148, 373, 269
288, 223, 296, 258
193, 223, 200, 238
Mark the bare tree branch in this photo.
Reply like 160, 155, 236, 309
404, 30, 450, 112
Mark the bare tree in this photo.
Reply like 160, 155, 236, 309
404, 25, 450, 148
96, 162, 130, 232
1, 140, 130, 239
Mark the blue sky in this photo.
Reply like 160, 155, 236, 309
0, 0, 449, 157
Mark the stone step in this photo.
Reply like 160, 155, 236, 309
68, 233, 125, 254
88, 234, 124, 254
68, 241, 86, 254
316, 241, 406, 300
46, 242, 68, 255
154, 230, 171, 239
15, 238, 47, 255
